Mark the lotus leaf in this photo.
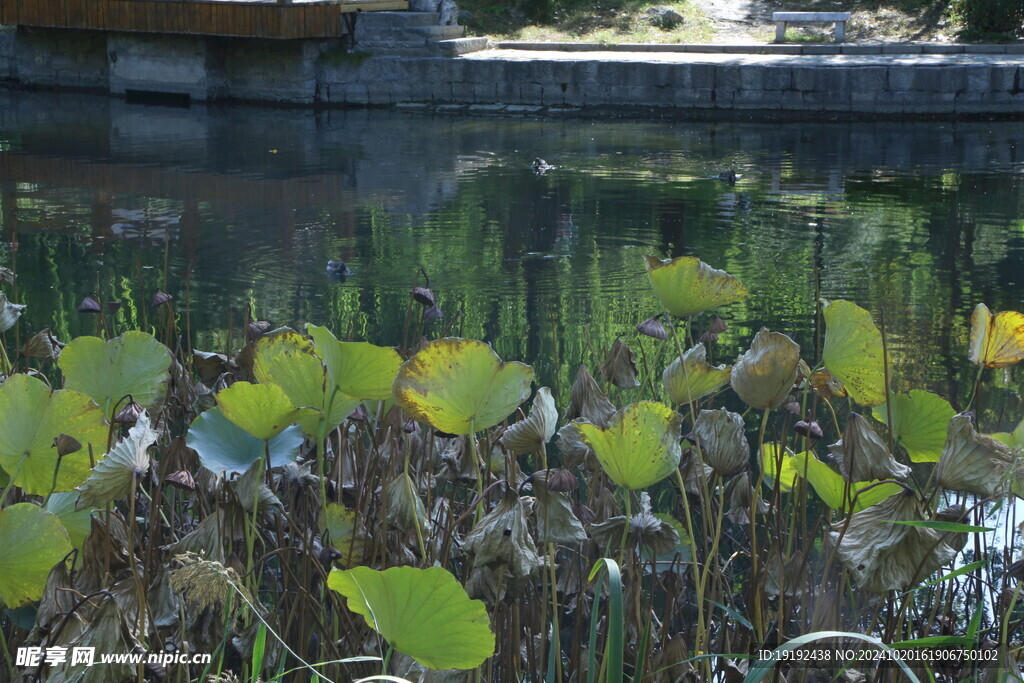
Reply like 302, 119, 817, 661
725, 472, 768, 526
872, 390, 955, 463
644, 255, 748, 318
254, 329, 359, 436
464, 490, 542, 578
45, 492, 95, 552
328, 565, 495, 670
662, 343, 731, 405
59, 331, 173, 414
600, 339, 641, 389
306, 324, 403, 400
828, 491, 956, 592
186, 407, 303, 475
0, 291, 25, 333
564, 365, 615, 427
693, 408, 749, 477
321, 503, 369, 567
500, 387, 558, 455
394, 338, 535, 435
829, 413, 910, 481
991, 416, 1024, 451
46, 595, 142, 682
936, 413, 1017, 497
760, 444, 902, 512
576, 401, 682, 490
385, 472, 430, 536
77, 411, 158, 509
821, 299, 886, 406
0, 503, 72, 608
730, 329, 801, 410
968, 303, 1024, 369
216, 381, 307, 441
530, 473, 587, 545
0, 374, 108, 495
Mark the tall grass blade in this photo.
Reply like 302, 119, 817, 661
588, 558, 623, 683
744, 631, 921, 683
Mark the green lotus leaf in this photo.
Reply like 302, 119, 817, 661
759, 444, 901, 512
821, 299, 886, 407
644, 255, 748, 318
59, 331, 172, 415
576, 401, 683, 490
77, 411, 158, 509
216, 381, 310, 441
0, 503, 72, 608
0, 374, 108, 495
320, 503, 369, 568
254, 329, 360, 436
186, 407, 303, 475
872, 390, 956, 463
306, 324, 403, 400
394, 338, 535, 435
663, 343, 731, 405
328, 565, 495, 670
991, 416, 1024, 451
45, 492, 95, 553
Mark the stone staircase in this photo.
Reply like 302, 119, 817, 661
353, 12, 488, 57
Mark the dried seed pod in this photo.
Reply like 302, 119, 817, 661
151, 291, 173, 308
708, 315, 728, 334
105, 301, 122, 313
347, 404, 369, 422
423, 305, 444, 322
77, 296, 101, 314
53, 434, 83, 457
698, 331, 719, 344
636, 315, 668, 340
246, 321, 271, 341
114, 397, 145, 425
412, 287, 436, 307
164, 470, 197, 491
22, 328, 63, 360
783, 401, 802, 415
794, 420, 824, 440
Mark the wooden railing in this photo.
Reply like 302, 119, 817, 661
0, 0, 408, 39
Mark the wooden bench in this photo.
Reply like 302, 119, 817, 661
773, 11, 851, 42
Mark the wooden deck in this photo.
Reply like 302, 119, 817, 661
0, 0, 408, 39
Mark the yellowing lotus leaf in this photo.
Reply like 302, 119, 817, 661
644, 255, 748, 318
254, 329, 360, 436
968, 303, 1024, 369
663, 343, 731, 405
576, 401, 682, 490
216, 381, 305, 441
500, 387, 558, 455
328, 565, 495, 670
872, 390, 955, 463
0, 503, 73, 608
822, 299, 886, 406
0, 374, 108, 495
394, 338, 535, 435
730, 329, 801, 410
306, 324, 403, 400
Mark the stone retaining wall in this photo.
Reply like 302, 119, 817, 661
1, 26, 1022, 118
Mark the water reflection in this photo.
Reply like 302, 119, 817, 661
0, 89, 1022, 424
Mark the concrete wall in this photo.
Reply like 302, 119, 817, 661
0, 26, 1022, 118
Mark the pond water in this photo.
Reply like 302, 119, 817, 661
1, 89, 1023, 423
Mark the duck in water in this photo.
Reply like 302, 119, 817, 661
326, 260, 352, 277
717, 170, 742, 184
532, 158, 555, 174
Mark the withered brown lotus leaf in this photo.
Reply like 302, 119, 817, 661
228, 459, 284, 520
151, 291, 173, 308
77, 296, 101, 314
636, 315, 668, 340
936, 504, 969, 553
162, 511, 228, 565
829, 413, 910, 482
164, 469, 196, 490
556, 422, 592, 469
936, 413, 1017, 497
22, 328, 63, 360
600, 339, 641, 389
828, 490, 956, 592
590, 495, 678, 556
501, 387, 558, 455
0, 266, 13, 284
810, 369, 847, 400
662, 343, 731, 405
464, 490, 542, 578
45, 596, 143, 683
385, 472, 430, 536
412, 286, 436, 307
725, 471, 768, 526
193, 350, 229, 382
246, 320, 271, 342
794, 420, 824, 440
465, 566, 506, 603
680, 448, 712, 497
564, 364, 615, 427
730, 328, 801, 410
533, 467, 578, 493
531, 481, 587, 545
28, 561, 76, 643
693, 408, 749, 477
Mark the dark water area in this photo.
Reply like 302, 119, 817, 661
1, 89, 1023, 423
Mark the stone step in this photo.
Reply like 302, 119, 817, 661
435, 36, 489, 55
409, 25, 464, 40
355, 12, 440, 30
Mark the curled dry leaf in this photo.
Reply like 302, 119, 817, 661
500, 387, 558, 455
636, 315, 668, 340
662, 343, 731, 405
386, 472, 431, 538
600, 339, 641, 389
530, 477, 587, 545
464, 490, 542, 579
829, 413, 910, 482
590, 495, 679, 556
0, 291, 25, 334
556, 422, 592, 469
828, 490, 956, 592
564, 364, 615, 427
693, 408, 749, 477
725, 472, 768, 526
730, 328, 801, 410
22, 328, 63, 360
936, 413, 1018, 497
77, 410, 158, 509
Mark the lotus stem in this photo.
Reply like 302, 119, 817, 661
468, 422, 486, 522
402, 438, 427, 562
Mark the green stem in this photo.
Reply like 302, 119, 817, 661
468, 421, 485, 522
0, 455, 27, 508
618, 490, 632, 560
382, 645, 395, 675
0, 616, 16, 681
